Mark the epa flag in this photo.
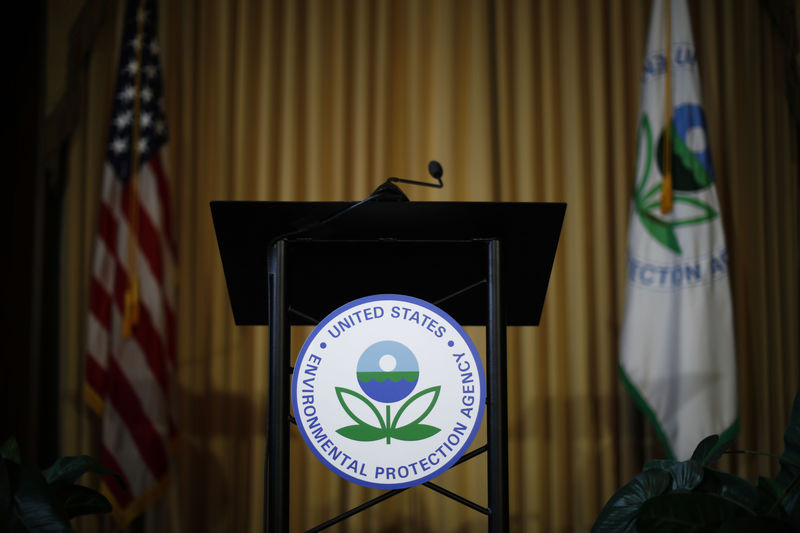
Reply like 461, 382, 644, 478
85, 0, 176, 526
619, 0, 737, 460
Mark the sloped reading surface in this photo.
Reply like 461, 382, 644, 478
211, 201, 565, 326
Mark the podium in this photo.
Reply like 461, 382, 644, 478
211, 201, 565, 532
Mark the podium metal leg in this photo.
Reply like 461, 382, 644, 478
266, 240, 290, 532
487, 239, 509, 532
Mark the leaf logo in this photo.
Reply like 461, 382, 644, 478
633, 108, 718, 255
336, 340, 441, 444
336, 386, 441, 443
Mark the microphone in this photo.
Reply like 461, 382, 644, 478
269, 161, 445, 244
387, 160, 444, 189
368, 160, 445, 202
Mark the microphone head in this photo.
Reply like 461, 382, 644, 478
428, 160, 443, 180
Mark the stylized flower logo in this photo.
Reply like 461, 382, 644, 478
634, 105, 718, 255
336, 340, 440, 444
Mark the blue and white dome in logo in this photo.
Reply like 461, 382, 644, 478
291, 294, 486, 489
357, 340, 420, 403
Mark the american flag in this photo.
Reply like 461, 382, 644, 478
85, 0, 176, 526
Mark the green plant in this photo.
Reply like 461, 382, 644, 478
1, 437, 123, 532
592, 387, 800, 532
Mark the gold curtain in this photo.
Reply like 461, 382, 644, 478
55, 0, 799, 531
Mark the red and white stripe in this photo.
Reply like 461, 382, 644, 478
86, 150, 176, 514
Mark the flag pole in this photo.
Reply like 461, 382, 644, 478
660, 0, 673, 214
123, 0, 147, 338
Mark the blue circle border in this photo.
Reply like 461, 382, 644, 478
291, 293, 487, 490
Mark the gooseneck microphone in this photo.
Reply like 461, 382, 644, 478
387, 160, 444, 189
367, 160, 445, 202
270, 161, 445, 245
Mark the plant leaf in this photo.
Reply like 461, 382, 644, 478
1, 459, 11, 525
1, 438, 21, 464
666, 461, 704, 492
644, 459, 678, 472
756, 475, 783, 500
4, 514, 26, 533
691, 434, 736, 466
43, 455, 123, 488
49, 481, 112, 519
335, 424, 386, 442
636, 492, 753, 532
591, 469, 671, 533
335, 387, 385, 430
776, 386, 800, 519
391, 424, 441, 441
693, 469, 760, 513
391, 386, 440, 430
14, 463, 72, 532
3, 461, 27, 533
754, 475, 790, 518
691, 435, 719, 464
716, 516, 791, 533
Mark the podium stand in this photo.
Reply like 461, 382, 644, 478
211, 201, 565, 532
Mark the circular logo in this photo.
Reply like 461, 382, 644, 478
291, 294, 485, 489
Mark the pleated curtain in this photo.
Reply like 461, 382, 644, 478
55, 1, 798, 531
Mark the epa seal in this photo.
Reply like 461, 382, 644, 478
291, 294, 486, 489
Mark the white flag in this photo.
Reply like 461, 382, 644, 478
619, 0, 737, 460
